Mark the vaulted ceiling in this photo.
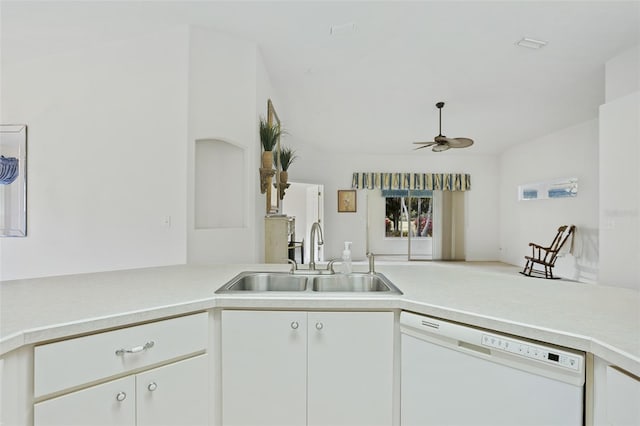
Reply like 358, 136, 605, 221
3, 1, 639, 154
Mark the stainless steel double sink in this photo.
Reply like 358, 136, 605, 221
215, 271, 402, 294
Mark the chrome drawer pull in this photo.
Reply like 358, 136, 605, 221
115, 341, 155, 356
116, 392, 127, 402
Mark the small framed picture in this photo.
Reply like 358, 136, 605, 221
0, 124, 27, 237
337, 189, 357, 213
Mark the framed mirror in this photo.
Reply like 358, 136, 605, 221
267, 99, 282, 214
0, 124, 27, 237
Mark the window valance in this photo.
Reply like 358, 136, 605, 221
351, 172, 471, 191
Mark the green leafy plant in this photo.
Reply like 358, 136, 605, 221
259, 117, 282, 152
275, 146, 297, 171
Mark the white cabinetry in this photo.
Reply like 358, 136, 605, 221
221, 310, 307, 425
307, 311, 394, 426
136, 355, 208, 426
221, 310, 394, 426
34, 375, 135, 426
592, 356, 640, 425
33, 313, 209, 426
34, 355, 208, 426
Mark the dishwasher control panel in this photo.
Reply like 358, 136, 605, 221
481, 334, 581, 371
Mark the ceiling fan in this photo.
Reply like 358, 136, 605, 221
413, 102, 474, 152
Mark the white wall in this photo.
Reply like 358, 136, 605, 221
498, 119, 599, 282
255, 49, 280, 263
290, 145, 500, 262
0, 19, 283, 279
605, 46, 640, 103
599, 45, 640, 290
599, 93, 639, 289
0, 27, 190, 280
186, 27, 260, 264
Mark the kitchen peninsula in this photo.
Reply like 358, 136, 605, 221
1, 262, 638, 425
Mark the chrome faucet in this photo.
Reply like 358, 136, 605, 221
309, 221, 324, 270
367, 252, 375, 274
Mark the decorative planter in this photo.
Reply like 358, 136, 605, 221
262, 151, 273, 169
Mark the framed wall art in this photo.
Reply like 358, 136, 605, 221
518, 177, 578, 201
0, 124, 27, 237
338, 189, 357, 213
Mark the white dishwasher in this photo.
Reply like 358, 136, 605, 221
400, 312, 585, 426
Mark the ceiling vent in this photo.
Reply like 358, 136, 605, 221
330, 22, 357, 36
516, 37, 548, 49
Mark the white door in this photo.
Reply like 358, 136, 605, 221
136, 355, 209, 426
307, 311, 394, 426
221, 310, 307, 426
407, 192, 434, 261
281, 182, 324, 265
34, 376, 135, 426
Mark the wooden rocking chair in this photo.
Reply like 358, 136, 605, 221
521, 225, 575, 279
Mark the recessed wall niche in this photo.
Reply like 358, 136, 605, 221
195, 139, 245, 229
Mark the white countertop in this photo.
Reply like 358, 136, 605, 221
1, 262, 638, 376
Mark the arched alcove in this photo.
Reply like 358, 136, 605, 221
194, 138, 245, 229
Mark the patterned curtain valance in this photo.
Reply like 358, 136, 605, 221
351, 172, 471, 191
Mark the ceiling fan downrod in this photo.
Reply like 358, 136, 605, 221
436, 102, 445, 137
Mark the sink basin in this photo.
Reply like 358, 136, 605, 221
215, 272, 307, 293
312, 273, 402, 294
215, 271, 402, 295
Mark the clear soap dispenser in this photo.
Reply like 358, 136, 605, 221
342, 241, 352, 274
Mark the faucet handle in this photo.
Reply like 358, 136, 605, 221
287, 259, 297, 274
327, 259, 339, 274
367, 252, 375, 274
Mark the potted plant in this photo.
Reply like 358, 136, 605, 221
275, 146, 297, 185
259, 117, 281, 169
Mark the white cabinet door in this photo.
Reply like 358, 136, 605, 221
34, 376, 135, 426
35, 356, 209, 426
221, 310, 307, 426
605, 365, 640, 425
136, 355, 209, 426
307, 311, 394, 426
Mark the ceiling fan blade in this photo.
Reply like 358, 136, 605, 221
447, 137, 474, 148
414, 144, 434, 150
432, 144, 451, 152
413, 141, 436, 146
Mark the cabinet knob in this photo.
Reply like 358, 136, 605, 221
315, 322, 323, 330
291, 321, 299, 330
148, 382, 158, 392
116, 392, 127, 402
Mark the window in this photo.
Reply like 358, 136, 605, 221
384, 193, 433, 238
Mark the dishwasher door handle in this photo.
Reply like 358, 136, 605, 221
457, 341, 491, 356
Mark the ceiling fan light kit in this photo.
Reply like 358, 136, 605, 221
413, 101, 475, 152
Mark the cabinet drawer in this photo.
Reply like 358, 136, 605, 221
34, 312, 208, 398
